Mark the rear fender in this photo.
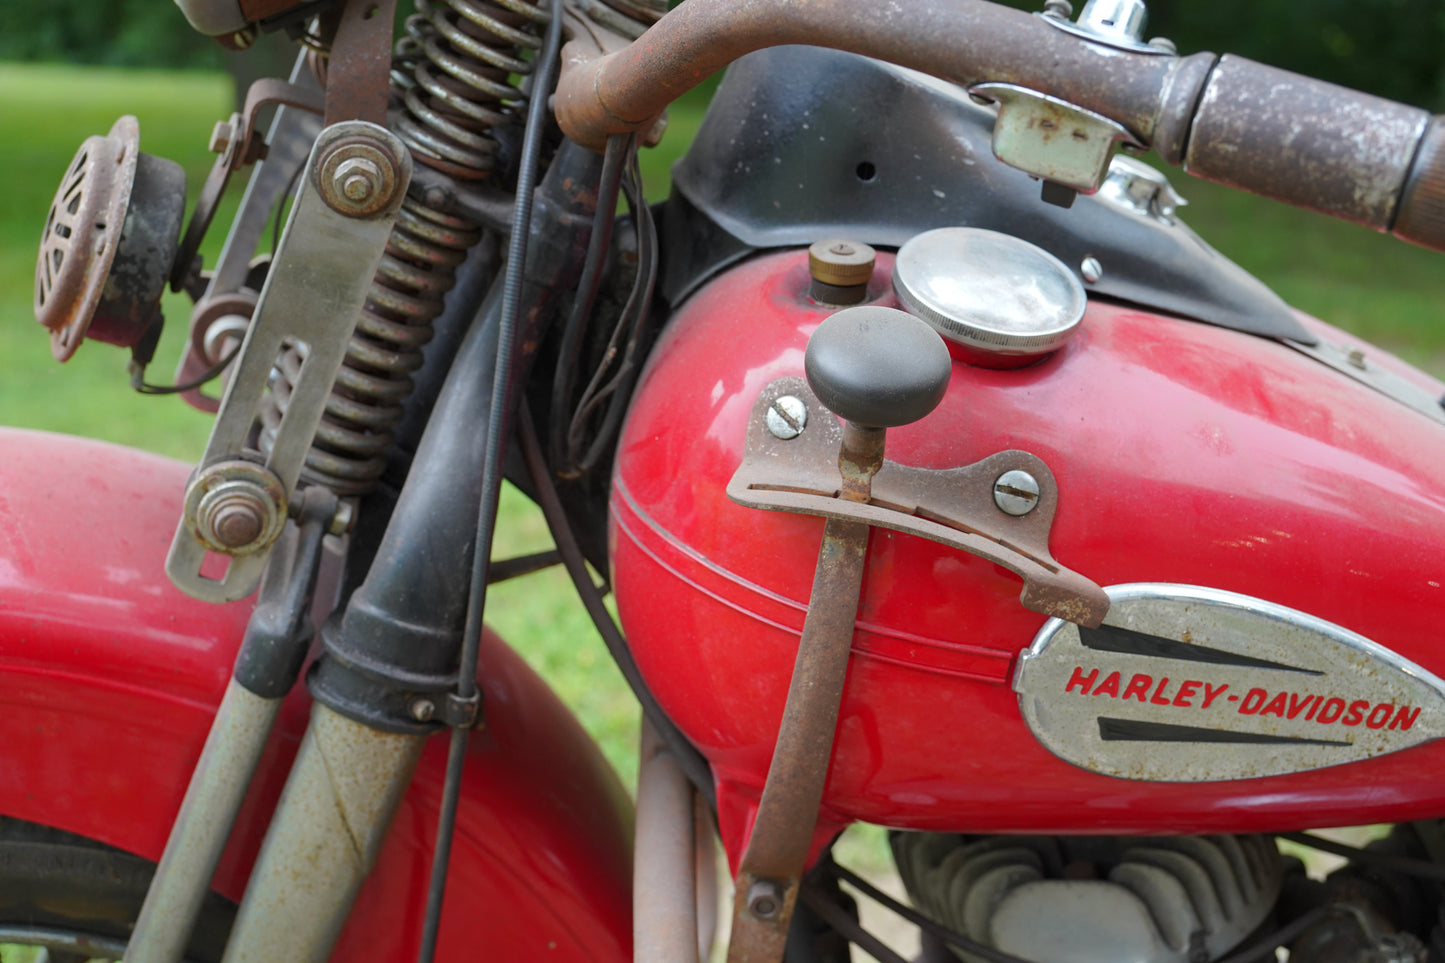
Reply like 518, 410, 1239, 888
0, 428, 632, 961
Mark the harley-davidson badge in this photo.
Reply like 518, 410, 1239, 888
1013, 583, 1445, 781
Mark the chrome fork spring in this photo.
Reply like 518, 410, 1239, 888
259, 201, 481, 494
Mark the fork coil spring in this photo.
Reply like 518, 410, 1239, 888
259, 0, 550, 495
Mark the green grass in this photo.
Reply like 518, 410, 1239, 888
1171, 174, 1445, 371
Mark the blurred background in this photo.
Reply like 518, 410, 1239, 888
0, 0, 1442, 914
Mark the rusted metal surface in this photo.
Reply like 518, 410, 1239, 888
315, 136, 405, 216
727, 384, 895, 962
837, 423, 883, 503
729, 378, 1109, 628
1185, 56, 1429, 232
393, 0, 552, 179
324, 0, 397, 128
970, 82, 1138, 194
34, 115, 179, 362
555, 0, 1193, 152
183, 459, 288, 556
220, 705, 426, 963
1395, 117, 1445, 252
554, 0, 1445, 250
178, 291, 256, 412
634, 721, 703, 963
167, 120, 411, 604
129, 500, 336, 963
728, 515, 870, 963
1151, 52, 1215, 166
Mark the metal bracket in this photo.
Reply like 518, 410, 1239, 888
969, 82, 1141, 200
324, 0, 397, 128
1038, 0, 1174, 56
440, 692, 483, 729
166, 121, 411, 603
171, 76, 325, 293
727, 377, 1108, 627
175, 55, 325, 411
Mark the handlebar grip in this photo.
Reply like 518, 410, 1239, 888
1394, 118, 1445, 252
1183, 56, 1430, 236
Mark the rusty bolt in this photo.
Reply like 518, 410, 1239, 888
185, 460, 287, 556
209, 121, 234, 155
411, 699, 436, 722
1042, 0, 1073, 18
207, 494, 267, 548
193, 478, 281, 552
994, 469, 1041, 516
1347, 347, 1368, 370
316, 140, 399, 217
335, 157, 382, 203
746, 880, 784, 921
766, 395, 808, 440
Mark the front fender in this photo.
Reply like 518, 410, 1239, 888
0, 428, 632, 961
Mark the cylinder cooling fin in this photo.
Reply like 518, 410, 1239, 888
891, 832, 1284, 963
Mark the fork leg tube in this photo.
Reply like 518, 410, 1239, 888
220, 704, 425, 963
124, 680, 279, 963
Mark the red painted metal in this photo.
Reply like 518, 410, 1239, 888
610, 249, 1445, 867
0, 428, 632, 961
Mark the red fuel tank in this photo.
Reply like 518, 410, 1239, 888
610, 248, 1445, 864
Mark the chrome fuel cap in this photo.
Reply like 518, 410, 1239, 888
892, 227, 1086, 368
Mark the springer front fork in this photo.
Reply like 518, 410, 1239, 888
127, 24, 640, 963
126, 0, 598, 957
126, 105, 424, 960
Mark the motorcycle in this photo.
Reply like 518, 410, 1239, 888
9, 0, 1445, 958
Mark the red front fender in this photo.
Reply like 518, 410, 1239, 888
0, 428, 632, 961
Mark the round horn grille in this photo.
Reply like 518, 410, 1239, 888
35, 117, 140, 361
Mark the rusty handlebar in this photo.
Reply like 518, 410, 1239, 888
554, 0, 1445, 252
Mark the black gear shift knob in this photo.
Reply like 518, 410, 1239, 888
804, 306, 951, 428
